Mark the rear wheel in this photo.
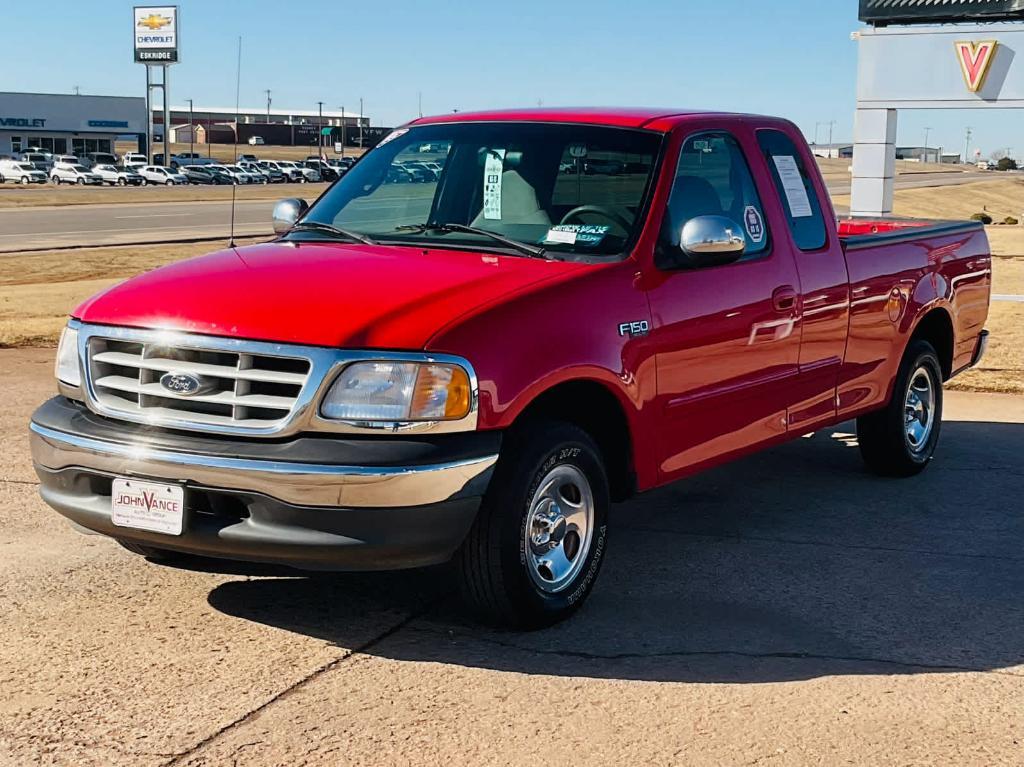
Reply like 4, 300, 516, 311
456, 421, 610, 628
857, 339, 943, 477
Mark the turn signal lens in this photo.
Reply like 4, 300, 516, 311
321, 361, 472, 422
55, 326, 81, 387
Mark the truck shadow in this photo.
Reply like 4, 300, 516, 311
205, 419, 1024, 683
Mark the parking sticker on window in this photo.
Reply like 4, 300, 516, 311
482, 149, 506, 220
542, 224, 610, 246
743, 205, 765, 244
772, 155, 814, 218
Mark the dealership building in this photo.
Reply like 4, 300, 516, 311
0, 91, 147, 158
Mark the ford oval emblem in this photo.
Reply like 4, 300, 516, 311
159, 372, 205, 396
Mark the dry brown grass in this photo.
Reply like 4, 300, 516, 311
832, 178, 1024, 222
0, 238, 263, 347
947, 302, 1023, 394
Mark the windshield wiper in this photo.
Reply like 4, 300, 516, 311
288, 221, 377, 246
394, 223, 548, 259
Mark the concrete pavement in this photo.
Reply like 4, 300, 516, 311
1, 348, 1023, 765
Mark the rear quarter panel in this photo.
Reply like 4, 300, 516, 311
839, 225, 991, 418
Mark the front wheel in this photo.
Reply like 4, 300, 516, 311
77, 178, 85, 185
21, 176, 30, 185
117, 178, 127, 186
456, 421, 610, 628
857, 339, 943, 477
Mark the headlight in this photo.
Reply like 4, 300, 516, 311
55, 325, 81, 387
321, 361, 471, 422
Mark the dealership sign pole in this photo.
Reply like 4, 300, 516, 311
853, 0, 1024, 216
133, 6, 179, 164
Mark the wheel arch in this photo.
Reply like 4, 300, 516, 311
908, 306, 955, 381
507, 378, 637, 502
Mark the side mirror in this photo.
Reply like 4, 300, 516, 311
677, 215, 746, 268
272, 198, 309, 234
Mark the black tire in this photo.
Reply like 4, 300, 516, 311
76, 177, 85, 185
117, 539, 184, 561
51, 176, 60, 185
117, 178, 126, 186
165, 179, 174, 186
20, 176, 29, 185
456, 421, 610, 629
857, 339, 943, 477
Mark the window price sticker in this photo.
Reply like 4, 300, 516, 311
482, 149, 506, 220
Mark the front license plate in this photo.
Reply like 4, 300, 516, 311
111, 478, 185, 536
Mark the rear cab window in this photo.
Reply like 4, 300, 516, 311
662, 131, 770, 260
757, 129, 828, 251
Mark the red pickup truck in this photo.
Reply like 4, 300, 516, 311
30, 108, 991, 627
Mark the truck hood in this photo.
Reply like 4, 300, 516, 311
74, 241, 586, 349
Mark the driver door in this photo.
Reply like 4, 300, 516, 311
646, 129, 803, 481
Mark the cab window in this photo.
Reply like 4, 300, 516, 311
663, 132, 769, 260
757, 129, 827, 251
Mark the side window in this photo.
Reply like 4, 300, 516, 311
757, 129, 827, 251
664, 132, 769, 259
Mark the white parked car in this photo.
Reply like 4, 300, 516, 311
50, 164, 103, 185
0, 159, 48, 184
52, 155, 81, 168
276, 160, 321, 183
237, 161, 271, 183
138, 166, 189, 186
169, 152, 217, 170
123, 153, 148, 170
91, 164, 145, 186
208, 164, 254, 184
248, 136, 265, 145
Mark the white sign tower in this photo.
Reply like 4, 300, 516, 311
133, 6, 179, 165
853, 0, 1024, 216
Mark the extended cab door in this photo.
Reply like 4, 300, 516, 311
755, 128, 851, 432
646, 127, 803, 480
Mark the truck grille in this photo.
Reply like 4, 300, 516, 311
87, 335, 312, 430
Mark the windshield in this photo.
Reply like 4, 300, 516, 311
299, 122, 663, 258
18, 164, 35, 171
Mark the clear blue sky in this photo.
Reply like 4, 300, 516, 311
1, 0, 1019, 158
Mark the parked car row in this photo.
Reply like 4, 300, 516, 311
0, 148, 365, 189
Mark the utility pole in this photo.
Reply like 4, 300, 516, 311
73, 85, 80, 96
317, 101, 324, 156
827, 120, 836, 149
814, 121, 823, 145
418, 91, 422, 118
265, 89, 272, 124
924, 127, 932, 161
964, 127, 973, 165
339, 105, 345, 158
187, 98, 194, 159
359, 97, 364, 149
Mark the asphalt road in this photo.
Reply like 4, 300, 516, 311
0, 171, 1000, 252
2, 347, 1023, 765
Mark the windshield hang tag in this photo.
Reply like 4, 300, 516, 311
483, 149, 506, 220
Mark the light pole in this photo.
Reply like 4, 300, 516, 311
814, 121, 823, 145
924, 127, 932, 162
265, 89, 272, 124
964, 127, 973, 165
359, 97, 363, 149
317, 101, 324, 157
338, 105, 345, 159
187, 98, 194, 158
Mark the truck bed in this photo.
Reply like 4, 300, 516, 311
838, 218, 985, 250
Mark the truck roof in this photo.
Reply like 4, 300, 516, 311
410, 107, 777, 131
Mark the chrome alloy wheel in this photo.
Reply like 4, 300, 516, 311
524, 464, 595, 594
904, 365, 935, 453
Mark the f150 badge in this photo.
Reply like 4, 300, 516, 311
618, 320, 650, 337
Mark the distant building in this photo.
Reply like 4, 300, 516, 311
810, 143, 854, 159
153, 104, 375, 147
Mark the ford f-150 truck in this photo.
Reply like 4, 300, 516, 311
30, 108, 991, 627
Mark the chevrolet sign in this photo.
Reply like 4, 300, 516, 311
133, 5, 179, 64
0, 117, 46, 128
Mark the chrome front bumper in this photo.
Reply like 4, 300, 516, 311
29, 421, 497, 509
